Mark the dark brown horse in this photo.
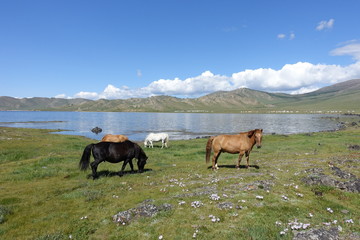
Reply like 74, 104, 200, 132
79, 140, 147, 179
206, 129, 263, 170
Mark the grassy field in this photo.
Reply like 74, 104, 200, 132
0, 119, 359, 239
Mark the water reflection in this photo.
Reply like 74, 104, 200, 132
0, 111, 340, 141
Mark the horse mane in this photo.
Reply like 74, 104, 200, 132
247, 130, 255, 138
133, 141, 147, 158
139, 144, 147, 157
242, 129, 262, 138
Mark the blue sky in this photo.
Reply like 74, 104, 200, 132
1, 0, 360, 99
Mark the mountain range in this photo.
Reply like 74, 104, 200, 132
1, 79, 359, 113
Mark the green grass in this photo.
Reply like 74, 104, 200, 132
0, 124, 359, 239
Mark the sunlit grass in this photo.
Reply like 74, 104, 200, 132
0, 125, 359, 239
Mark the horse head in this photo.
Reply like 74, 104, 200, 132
137, 148, 148, 172
254, 129, 263, 148
144, 140, 148, 147
248, 129, 263, 148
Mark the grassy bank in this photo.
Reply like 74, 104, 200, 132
0, 123, 359, 239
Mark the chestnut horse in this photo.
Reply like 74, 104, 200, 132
101, 134, 128, 142
206, 129, 263, 170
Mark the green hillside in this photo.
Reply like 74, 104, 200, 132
1, 79, 359, 113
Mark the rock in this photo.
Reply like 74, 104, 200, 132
302, 173, 337, 188
293, 227, 339, 240
343, 179, 360, 193
331, 166, 356, 179
0, 205, 13, 224
348, 144, 360, 151
304, 168, 324, 174
340, 232, 360, 240
302, 167, 360, 193
91, 127, 102, 134
113, 200, 172, 225
217, 202, 234, 209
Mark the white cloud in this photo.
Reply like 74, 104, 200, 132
55, 94, 67, 98
72, 62, 360, 100
232, 61, 360, 92
144, 71, 232, 96
74, 91, 99, 99
68, 42, 360, 100
277, 33, 286, 39
99, 84, 152, 99
290, 86, 320, 95
316, 18, 334, 31
330, 42, 360, 61
137, 69, 142, 77
289, 32, 295, 40
277, 32, 295, 40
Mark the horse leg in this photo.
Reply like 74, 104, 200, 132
118, 160, 129, 176
90, 160, 100, 179
161, 140, 164, 149
212, 151, 221, 170
236, 152, 244, 169
236, 151, 245, 169
128, 159, 134, 173
245, 152, 250, 168
150, 141, 153, 148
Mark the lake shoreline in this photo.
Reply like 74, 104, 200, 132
1, 113, 359, 141
1, 111, 358, 141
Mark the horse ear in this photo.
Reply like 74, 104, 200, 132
248, 130, 255, 138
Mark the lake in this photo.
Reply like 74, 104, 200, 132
0, 111, 341, 141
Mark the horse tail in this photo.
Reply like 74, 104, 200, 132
206, 136, 215, 163
79, 144, 94, 171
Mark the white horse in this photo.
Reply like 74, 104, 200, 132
144, 133, 169, 148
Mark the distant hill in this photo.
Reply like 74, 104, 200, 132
0, 97, 91, 111
1, 79, 359, 113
